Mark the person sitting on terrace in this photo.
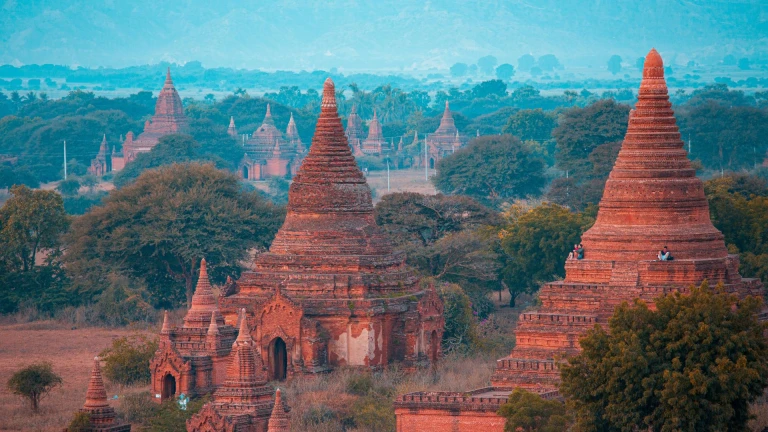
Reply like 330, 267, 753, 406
658, 246, 673, 261
575, 244, 584, 260
568, 243, 578, 260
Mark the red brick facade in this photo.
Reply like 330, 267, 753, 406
117, 68, 189, 166
70, 358, 131, 432
420, 101, 466, 169
395, 48, 765, 431
239, 105, 306, 181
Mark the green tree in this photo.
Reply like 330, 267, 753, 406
495, 63, 515, 81
0, 185, 69, 272
432, 135, 546, 206
113, 134, 202, 187
7, 362, 63, 412
553, 99, 630, 179
502, 109, 557, 142
498, 389, 572, 432
450, 63, 469, 77
499, 203, 595, 306
561, 282, 768, 432
57, 177, 81, 196
518, 54, 536, 72
607, 55, 622, 75
477, 55, 498, 75
100, 335, 158, 385
471, 80, 507, 98
64, 163, 285, 307
438, 283, 479, 353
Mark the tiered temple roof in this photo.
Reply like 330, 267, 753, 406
423, 101, 464, 167
235, 79, 419, 299
266, 389, 290, 432
74, 358, 131, 431
344, 105, 365, 149
186, 310, 279, 432
490, 48, 765, 391
121, 68, 188, 162
220, 78, 444, 375
228, 116, 238, 139
87, 135, 111, 176
362, 109, 387, 155
285, 113, 303, 150
240, 105, 306, 180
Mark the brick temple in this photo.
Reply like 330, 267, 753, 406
221, 78, 444, 379
87, 135, 111, 176
239, 105, 306, 181
344, 105, 365, 152
186, 310, 288, 432
394, 48, 765, 431
361, 109, 389, 155
68, 357, 131, 432
420, 101, 466, 169
114, 68, 189, 167
151, 78, 443, 411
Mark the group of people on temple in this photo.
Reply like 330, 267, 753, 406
567, 244, 674, 261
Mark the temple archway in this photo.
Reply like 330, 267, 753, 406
242, 166, 249, 180
430, 330, 439, 362
162, 374, 176, 400
269, 337, 287, 381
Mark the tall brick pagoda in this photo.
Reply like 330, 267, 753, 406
394, 49, 765, 431
491, 48, 764, 391
422, 101, 465, 168
362, 109, 387, 155
344, 104, 365, 150
72, 357, 131, 432
266, 389, 290, 432
239, 105, 306, 181
150, 259, 237, 401
228, 116, 238, 139
87, 135, 111, 176
186, 310, 280, 432
221, 78, 444, 380
118, 68, 189, 165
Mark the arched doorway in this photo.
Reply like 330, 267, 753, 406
269, 338, 287, 381
162, 374, 176, 400
242, 165, 249, 180
430, 330, 439, 362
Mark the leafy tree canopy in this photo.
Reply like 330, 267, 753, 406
498, 389, 572, 432
502, 108, 558, 142
7, 362, 63, 412
433, 135, 546, 206
64, 163, 285, 307
560, 282, 768, 432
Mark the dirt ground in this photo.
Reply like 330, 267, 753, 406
0, 322, 151, 432
364, 168, 437, 202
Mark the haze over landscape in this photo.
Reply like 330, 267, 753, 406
2, 2, 768, 432
2, 0, 767, 70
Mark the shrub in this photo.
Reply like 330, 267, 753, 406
497, 388, 571, 432
6, 362, 63, 411
145, 396, 208, 432
346, 373, 374, 396
100, 335, 158, 385
66, 411, 91, 431
118, 392, 159, 424
352, 395, 396, 432
438, 283, 479, 353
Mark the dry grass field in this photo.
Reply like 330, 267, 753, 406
0, 322, 151, 432
365, 168, 437, 201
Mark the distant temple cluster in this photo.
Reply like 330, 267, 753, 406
393, 49, 766, 432
235, 105, 306, 181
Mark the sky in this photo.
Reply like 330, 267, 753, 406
1, 0, 766, 71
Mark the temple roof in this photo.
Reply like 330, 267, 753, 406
251, 104, 285, 148
267, 389, 290, 432
578, 48, 727, 263
183, 258, 225, 328
222, 310, 267, 390
345, 104, 365, 141
285, 113, 301, 144
84, 357, 109, 410
364, 109, 384, 143
433, 101, 458, 138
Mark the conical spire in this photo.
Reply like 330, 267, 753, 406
223, 309, 266, 388
84, 357, 109, 409
262, 104, 276, 127
184, 258, 224, 328
284, 77, 371, 215
99, 134, 108, 153
578, 47, 728, 264
161, 310, 171, 333
208, 311, 220, 336
267, 388, 290, 432
228, 116, 238, 138
286, 112, 301, 146
165, 67, 172, 85
434, 101, 457, 136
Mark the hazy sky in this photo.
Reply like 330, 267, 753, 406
1, 0, 766, 71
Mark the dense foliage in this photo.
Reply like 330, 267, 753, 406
433, 135, 547, 206
498, 389, 572, 432
6, 362, 63, 412
99, 335, 158, 386
65, 163, 285, 307
560, 282, 768, 432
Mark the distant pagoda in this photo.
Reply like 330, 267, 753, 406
71, 357, 131, 432
422, 101, 465, 168
239, 104, 306, 180
118, 68, 189, 166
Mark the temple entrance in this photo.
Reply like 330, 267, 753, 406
242, 166, 249, 180
162, 374, 176, 400
430, 330, 439, 362
429, 158, 435, 169
269, 337, 287, 381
